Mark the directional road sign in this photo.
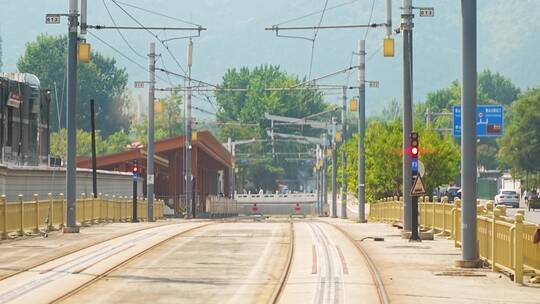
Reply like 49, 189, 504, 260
452, 105, 504, 137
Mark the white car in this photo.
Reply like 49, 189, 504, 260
494, 189, 520, 208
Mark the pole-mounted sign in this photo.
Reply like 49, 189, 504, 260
418, 8, 435, 17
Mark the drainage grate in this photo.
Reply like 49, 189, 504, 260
387, 245, 431, 249
434, 270, 486, 277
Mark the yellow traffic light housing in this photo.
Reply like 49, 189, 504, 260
383, 38, 395, 57
335, 132, 342, 143
349, 99, 358, 112
78, 42, 91, 62
154, 100, 164, 113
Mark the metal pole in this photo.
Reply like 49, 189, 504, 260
185, 39, 193, 218
90, 99, 97, 199
147, 42, 155, 222
331, 117, 338, 218
132, 165, 138, 223
402, 0, 413, 231
323, 134, 328, 215
64, 0, 79, 233
341, 86, 348, 219
357, 40, 366, 223
460, 0, 478, 264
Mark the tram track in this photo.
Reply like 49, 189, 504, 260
0, 221, 180, 282
50, 222, 213, 303
0, 222, 213, 304
269, 219, 295, 304
320, 220, 390, 304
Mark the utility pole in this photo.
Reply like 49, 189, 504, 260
184, 39, 194, 218
64, 0, 79, 233
331, 117, 338, 218
357, 40, 366, 223
322, 133, 329, 215
147, 42, 156, 222
401, 0, 414, 232
341, 86, 347, 219
459, 0, 479, 267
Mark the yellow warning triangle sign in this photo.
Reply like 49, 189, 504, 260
410, 175, 426, 196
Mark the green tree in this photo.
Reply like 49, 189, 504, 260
215, 65, 327, 191
17, 34, 130, 136
103, 130, 130, 154
50, 128, 106, 158
498, 86, 540, 178
129, 90, 183, 144
478, 70, 520, 105
337, 118, 460, 201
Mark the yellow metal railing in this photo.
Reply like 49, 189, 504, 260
370, 197, 540, 284
0, 193, 165, 239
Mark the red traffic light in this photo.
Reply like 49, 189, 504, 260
411, 147, 418, 156
132, 162, 139, 174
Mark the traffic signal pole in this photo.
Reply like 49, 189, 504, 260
132, 162, 139, 223
401, 0, 414, 232
340, 86, 348, 219
147, 42, 156, 222
357, 40, 366, 223
64, 0, 79, 233
410, 133, 420, 241
331, 117, 338, 218
459, 0, 480, 267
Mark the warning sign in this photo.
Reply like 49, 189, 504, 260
410, 175, 426, 197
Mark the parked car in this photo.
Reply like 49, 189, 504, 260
494, 189, 520, 208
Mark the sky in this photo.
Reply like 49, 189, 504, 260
0, 0, 539, 118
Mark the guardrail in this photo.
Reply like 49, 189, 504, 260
0, 193, 165, 239
205, 195, 237, 217
236, 193, 318, 203
370, 196, 540, 284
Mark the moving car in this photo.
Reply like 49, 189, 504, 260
494, 189, 520, 208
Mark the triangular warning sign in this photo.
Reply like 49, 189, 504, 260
410, 175, 426, 196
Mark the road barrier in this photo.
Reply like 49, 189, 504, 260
370, 197, 540, 284
205, 195, 237, 218
0, 193, 165, 239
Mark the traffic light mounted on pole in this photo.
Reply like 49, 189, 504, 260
409, 132, 421, 241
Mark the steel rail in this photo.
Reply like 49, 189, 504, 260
49, 222, 214, 303
0, 221, 179, 282
269, 220, 295, 304
317, 220, 390, 304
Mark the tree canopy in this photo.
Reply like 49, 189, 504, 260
498, 86, 540, 175
17, 34, 130, 136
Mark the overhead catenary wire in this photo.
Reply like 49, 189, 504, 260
102, 0, 146, 59
110, 0, 189, 75
113, 0, 201, 27
307, 0, 330, 80
87, 30, 171, 84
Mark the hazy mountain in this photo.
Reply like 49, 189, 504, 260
1, 0, 538, 117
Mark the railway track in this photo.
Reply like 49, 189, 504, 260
0, 221, 180, 282
320, 220, 390, 304
273, 219, 389, 304
0, 222, 212, 304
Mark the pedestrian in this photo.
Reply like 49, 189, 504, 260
258, 188, 264, 195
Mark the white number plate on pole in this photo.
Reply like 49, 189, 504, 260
45, 14, 61, 24
369, 81, 379, 88
419, 8, 434, 17
134, 81, 145, 88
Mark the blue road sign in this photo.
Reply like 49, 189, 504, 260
453, 105, 504, 137
412, 158, 419, 174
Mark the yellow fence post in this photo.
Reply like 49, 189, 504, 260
1, 195, 7, 239
440, 196, 448, 236
33, 194, 40, 234
48, 193, 54, 230
81, 193, 86, 226
492, 208, 500, 273
18, 194, 24, 236
431, 196, 437, 232
60, 193, 66, 228
513, 213, 524, 284
452, 199, 461, 248
90, 193, 95, 224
